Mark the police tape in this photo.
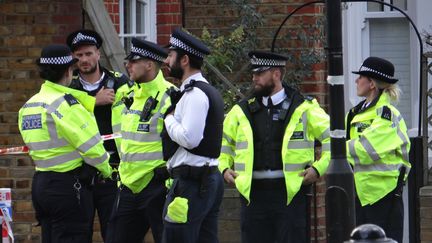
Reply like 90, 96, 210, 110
0, 133, 122, 155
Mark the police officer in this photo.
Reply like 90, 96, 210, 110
66, 29, 135, 241
161, 28, 225, 243
18, 44, 112, 243
106, 38, 173, 243
347, 57, 411, 243
219, 51, 330, 243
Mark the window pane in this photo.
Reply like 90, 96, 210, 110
391, 0, 407, 11
136, 0, 146, 34
124, 0, 132, 33
367, 0, 384, 12
124, 37, 132, 53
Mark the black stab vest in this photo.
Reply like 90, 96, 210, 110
70, 68, 131, 163
251, 101, 285, 171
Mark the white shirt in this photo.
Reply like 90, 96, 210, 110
79, 72, 105, 91
262, 88, 286, 106
164, 72, 219, 169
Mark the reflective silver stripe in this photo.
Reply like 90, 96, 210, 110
284, 162, 310, 171
121, 151, 163, 162
302, 113, 307, 133
393, 114, 410, 162
83, 152, 109, 166
112, 124, 121, 133
321, 143, 330, 151
34, 150, 81, 168
128, 110, 142, 116
319, 128, 330, 141
26, 139, 69, 150
252, 170, 284, 179
287, 140, 314, 149
223, 132, 235, 145
354, 163, 403, 173
359, 137, 381, 161
234, 163, 245, 171
47, 96, 66, 113
78, 134, 101, 153
22, 102, 48, 108
236, 141, 248, 150
121, 131, 161, 142
221, 145, 235, 156
348, 140, 361, 165
149, 92, 170, 133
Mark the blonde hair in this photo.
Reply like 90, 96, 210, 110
372, 79, 401, 103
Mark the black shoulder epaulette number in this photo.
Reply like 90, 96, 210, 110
381, 106, 392, 121
64, 94, 79, 106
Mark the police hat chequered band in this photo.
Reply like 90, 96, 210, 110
72, 33, 97, 45
358, 66, 394, 79
169, 36, 205, 58
250, 56, 286, 67
130, 45, 166, 62
39, 55, 74, 65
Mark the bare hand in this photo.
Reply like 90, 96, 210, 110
299, 167, 319, 185
95, 87, 115, 106
223, 168, 238, 185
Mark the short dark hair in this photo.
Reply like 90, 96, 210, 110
38, 65, 69, 83
175, 49, 203, 70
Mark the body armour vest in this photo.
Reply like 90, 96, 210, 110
70, 68, 130, 163
161, 80, 224, 160
252, 101, 285, 171
186, 81, 224, 158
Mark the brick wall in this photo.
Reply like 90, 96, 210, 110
0, 1, 82, 242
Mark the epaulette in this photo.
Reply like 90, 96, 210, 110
381, 106, 392, 121
184, 79, 197, 92
64, 94, 79, 106
247, 97, 260, 113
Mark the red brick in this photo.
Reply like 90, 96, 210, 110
0, 179, 13, 188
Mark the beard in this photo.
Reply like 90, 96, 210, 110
79, 63, 98, 75
169, 61, 184, 80
253, 81, 275, 97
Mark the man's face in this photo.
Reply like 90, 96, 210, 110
73, 45, 100, 75
252, 68, 277, 97
125, 58, 151, 82
164, 50, 184, 80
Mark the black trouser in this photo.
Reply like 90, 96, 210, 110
356, 189, 404, 243
240, 180, 308, 243
90, 177, 118, 241
162, 167, 224, 243
106, 176, 166, 243
32, 170, 93, 243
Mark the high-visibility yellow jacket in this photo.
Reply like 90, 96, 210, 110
346, 92, 411, 206
119, 71, 174, 193
219, 93, 330, 205
18, 80, 112, 177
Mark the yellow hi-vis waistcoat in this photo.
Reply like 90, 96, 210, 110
108, 71, 137, 152
219, 97, 330, 205
119, 71, 174, 193
346, 92, 411, 206
18, 81, 112, 177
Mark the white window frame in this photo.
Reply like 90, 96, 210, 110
119, 0, 157, 46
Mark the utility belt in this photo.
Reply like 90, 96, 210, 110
252, 178, 286, 190
170, 165, 219, 198
169, 165, 219, 180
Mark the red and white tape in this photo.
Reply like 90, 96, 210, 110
0, 133, 122, 155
